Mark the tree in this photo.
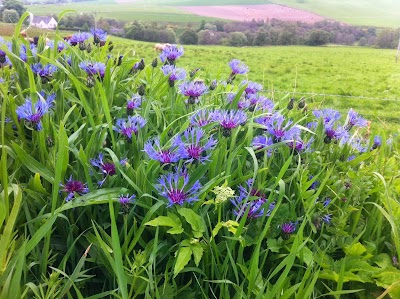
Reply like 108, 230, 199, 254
306, 29, 330, 46
0, 0, 25, 20
180, 29, 198, 45
2, 9, 19, 23
124, 21, 145, 41
227, 32, 248, 47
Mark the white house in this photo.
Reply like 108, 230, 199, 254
31, 16, 57, 29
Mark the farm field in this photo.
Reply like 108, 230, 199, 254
113, 37, 400, 130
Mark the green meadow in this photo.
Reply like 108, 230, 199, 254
114, 38, 400, 130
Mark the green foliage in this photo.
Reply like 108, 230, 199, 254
180, 28, 198, 45
2, 9, 19, 23
227, 31, 248, 47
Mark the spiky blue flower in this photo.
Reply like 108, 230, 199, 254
48, 40, 67, 52
159, 44, 184, 64
174, 127, 217, 163
144, 136, 180, 164
61, 176, 89, 202
91, 28, 108, 43
281, 222, 297, 235
118, 193, 136, 206
90, 153, 117, 186
126, 94, 142, 113
212, 109, 247, 135
313, 109, 341, 124
321, 214, 332, 224
241, 80, 263, 95
79, 61, 106, 78
20, 44, 37, 62
114, 115, 146, 139
161, 65, 186, 83
372, 135, 382, 149
190, 109, 216, 127
16, 92, 56, 130
69, 32, 91, 45
247, 94, 274, 112
345, 109, 368, 130
251, 135, 274, 156
156, 168, 202, 207
179, 81, 208, 104
31, 63, 58, 79
228, 59, 248, 75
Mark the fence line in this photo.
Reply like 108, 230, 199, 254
261, 89, 400, 102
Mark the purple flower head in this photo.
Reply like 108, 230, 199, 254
91, 28, 108, 43
313, 109, 341, 124
321, 214, 332, 225
324, 121, 350, 144
90, 153, 117, 186
179, 81, 208, 104
174, 127, 217, 163
31, 63, 58, 82
345, 109, 368, 130
241, 80, 263, 95
156, 168, 202, 207
251, 135, 274, 156
212, 109, 247, 136
308, 176, 319, 190
161, 65, 186, 84
118, 193, 136, 206
347, 155, 356, 162
226, 92, 239, 104
281, 222, 297, 235
16, 92, 56, 130
79, 61, 106, 78
144, 136, 180, 164
323, 198, 331, 208
61, 175, 89, 202
126, 94, 142, 113
283, 127, 314, 153
372, 135, 382, 150
247, 94, 274, 112
228, 59, 249, 75
69, 32, 91, 45
190, 109, 216, 127
20, 44, 37, 62
160, 44, 184, 64
350, 138, 367, 153
114, 115, 146, 140
307, 121, 318, 130
48, 40, 67, 52
231, 180, 275, 219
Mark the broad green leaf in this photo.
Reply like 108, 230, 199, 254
177, 208, 205, 238
174, 246, 192, 277
344, 242, 367, 256
191, 243, 203, 267
145, 216, 184, 235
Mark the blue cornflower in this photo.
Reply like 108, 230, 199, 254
247, 94, 274, 112
349, 138, 367, 153
283, 128, 314, 153
256, 112, 294, 143
324, 121, 349, 144
144, 136, 180, 164
345, 109, 368, 130
251, 135, 274, 156
313, 109, 342, 124
323, 198, 331, 208
160, 44, 184, 65
114, 115, 146, 140
179, 81, 208, 104
190, 109, 216, 127
69, 32, 91, 46
156, 168, 202, 207
90, 153, 117, 187
308, 176, 319, 190
20, 44, 37, 62
174, 127, 217, 163
372, 135, 382, 150
126, 94, 142, 114
79, 61, 106, 78
212, 109, 247, 136
228, 59, 249, 75
161, 65, 186, 86
280, 222, 297, 238
31, 63, 58, 83
16, 92, 56, 130
118, 193, 136, 206
91, 28, 108, 44
61, 176, 89, 202
241, 80, 263, 96
321, 214, 332, 224
231, 179, 275, 220
48, 40, 67, 52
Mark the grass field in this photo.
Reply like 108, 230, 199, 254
112, 37, 400, 129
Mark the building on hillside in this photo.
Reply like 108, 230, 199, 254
31, 16, 57, 29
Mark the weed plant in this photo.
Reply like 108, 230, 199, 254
0, 15, 400, 298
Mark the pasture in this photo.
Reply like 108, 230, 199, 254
114, 38, 400, 130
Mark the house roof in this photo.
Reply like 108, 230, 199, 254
32, 16, 56, 24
